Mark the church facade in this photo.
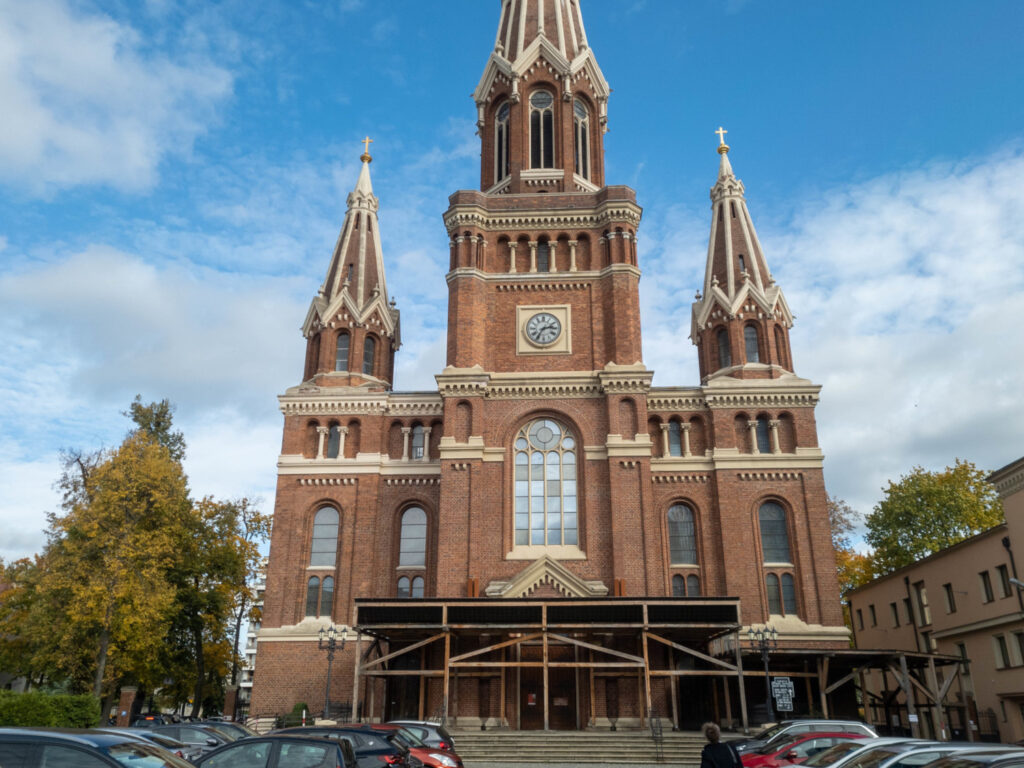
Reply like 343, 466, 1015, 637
252, 0, 848, 730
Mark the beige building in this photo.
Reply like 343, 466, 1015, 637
848, 456, 1024, 742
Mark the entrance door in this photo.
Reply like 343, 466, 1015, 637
384, 647, 421, 721
518, 643, 578, 730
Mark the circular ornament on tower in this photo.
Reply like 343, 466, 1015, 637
525, 312, 562, 346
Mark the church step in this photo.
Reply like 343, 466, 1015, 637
449, 729, 705, 764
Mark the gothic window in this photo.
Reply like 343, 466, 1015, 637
514, 418, 577, 546
672, 574, 685, 596
411, 425, 425, 459
766, 573, 782, 614
687, 574, 701, 596
537, 241, 551, 272
755, 419, 771, 454
573, 99, 590, 179
495, 101, 510, 182
667, 504, 697, 565
717, 328, 731, 368
399, 507, 427, 567
738, 254, 746, 273
327, 425, 341, 458
668, 420, 682, 457
362, 336, 376, 376
529, 90, 555, 169
411, 575, 424, 598
744, 325, 760, 363
335, 332, 350, 371
759, 502, 791, 563
346, 263, 354, 283
781, 573, 797, 615
397, 576, 410, 598
310, 507, 339, 566
305, 576, 320, 616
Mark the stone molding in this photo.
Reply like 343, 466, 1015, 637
297, 477, 357, 486
280, 456, 442, 477
485, 554, 607, 597
279, 391, 442, 417
737, 471, 803, 481
652, 474, 710, 484
443, 201, 642, 234
647, 390, 708, 412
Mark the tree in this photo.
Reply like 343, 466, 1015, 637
827, 495, 873, 597
225, 499, 271, 687
124, 395, 186, 463
865, 458, 1004, 576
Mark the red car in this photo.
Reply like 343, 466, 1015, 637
364, 724, 462, 768
742, 733, 867, 768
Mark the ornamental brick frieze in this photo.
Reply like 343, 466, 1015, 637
737, 472, 803, 481
384, 477, 440, 486
279, 398, 389, 416
485, 381, 602, 399
647, 392, 708, 411
651, 475, 710, 484
442, 207, 642, 234
494, 281, 592, 292
297, 477, 357, 486
703, 391, 820, 409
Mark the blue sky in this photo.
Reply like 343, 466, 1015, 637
2, 0, 1023, 561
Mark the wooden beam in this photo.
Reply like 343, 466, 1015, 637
818, 657, 830, 718
352, 631, 363, 721
361, 633, 446, 670
546, 632, 646, 664
447, 632, 544, 663
646, 631, 738, 671
735, 631, 749, 734
897, 655, 919, 738
824, 666, 864, 695
642, 632, 653, 723
442, 632, 451, 724
543, 619, 550, 731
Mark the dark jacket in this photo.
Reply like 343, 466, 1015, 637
701, 741, 743, 768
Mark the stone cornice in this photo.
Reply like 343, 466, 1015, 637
647, 389, 708, 412
436, 366, 652, 400
443, 198, 642, 234
702, 378, 821, 410
445, 263, 640, 287
278, 390, 442, 417
990, 456, 1024, 500
709, 447, 824, 471
278, 455, 442, 477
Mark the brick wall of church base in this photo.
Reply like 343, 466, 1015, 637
249, 641, 357, 720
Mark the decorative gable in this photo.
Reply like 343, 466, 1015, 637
484, 555, 609, 598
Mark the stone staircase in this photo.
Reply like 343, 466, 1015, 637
449, 728, 706, 765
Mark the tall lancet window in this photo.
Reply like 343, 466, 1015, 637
530, 90, 555, 169
537, 241, 551, 272
573, 99, 590, 179
744, 326, 760, 363
362, 336, 376, 376
514, 419, 577, 546
335, 332, 349, 371
495, 102, 510, 182
717, 329, 732, 369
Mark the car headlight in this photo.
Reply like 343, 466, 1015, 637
429, 754, 458, 767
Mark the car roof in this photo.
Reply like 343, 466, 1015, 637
0, 728, 140, 747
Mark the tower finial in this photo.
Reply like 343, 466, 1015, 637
360, 136, 374, 163
715, 126, 729, 154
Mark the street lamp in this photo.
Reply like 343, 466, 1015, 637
318, 625, 349, 720
748, 625, 779, 724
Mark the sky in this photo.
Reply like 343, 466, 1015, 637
1, 0, 1023, 562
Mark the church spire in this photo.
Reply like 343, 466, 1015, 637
300, 142, 400, 389
473, 0, 610, 194
691, 130, 795, 382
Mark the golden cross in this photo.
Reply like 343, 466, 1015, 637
361, 136, 373, 155
715, 126, 728, 146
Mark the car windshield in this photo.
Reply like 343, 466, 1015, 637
843, 748, 903, 768
201, 725, 238, 742
395, 728, 426, 748
805, 742, 871, 768
759, 736, 804, 755
107, 742, 193, 767
753, 723, 791, 741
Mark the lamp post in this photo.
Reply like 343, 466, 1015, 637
748, 625, 779, 724
318, 625, 349, 720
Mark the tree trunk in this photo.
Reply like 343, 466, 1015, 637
229, 598, 248, 686
93, 626, 110, 698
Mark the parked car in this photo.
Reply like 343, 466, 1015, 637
386, 721, 456, 754
732, 722, 880, 755
93, 726, 202, 761
150, 723, 235, 755
923, 752, 1024, 768
365, 723, 462, 768
743, 732, 868, 768
866, 743, 1024, 768
0, 727, 193, 767
196, 720, 259, 740
800, 738, 937, 768
194, 734, 356, 768
272, 726, 409, 768
133, 713, 177, 726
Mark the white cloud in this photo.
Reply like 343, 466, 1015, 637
0, 0, 232, 193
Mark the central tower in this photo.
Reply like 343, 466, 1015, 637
442, 0, 644, 375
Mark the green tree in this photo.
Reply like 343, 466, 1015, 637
827, 495, 873, 597
226, 499, 271, 687
124, 395, 186, 462
865, 458, 1004, 576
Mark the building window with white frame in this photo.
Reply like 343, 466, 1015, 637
495, 101, 510, 182
529, 90, 555, 169
667, 420, 682, 457
411, 425, 425, 460
759, 501, 791, 563
335, 332, 349, 371
310, 507, 339, 567
997, 564, 1012, 598
943, 582, 957, 613
744, 325, 760, 363
994, 634, 1011, 669
980, 570, 995, 603
667, 504, 697, 565
399, 507, 427, 567
573, 98, 590, 179
513, 418, 577, 546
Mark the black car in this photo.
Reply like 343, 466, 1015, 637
0, 727, 193, 767
151, 723, 235, 755
93, 726, 202, 761
195, 734, 356, 768
197, 720, 260, 740
273, 726, 409, 768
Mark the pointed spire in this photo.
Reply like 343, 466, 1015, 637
494, 0, 590, 65
691, 130, 795, 381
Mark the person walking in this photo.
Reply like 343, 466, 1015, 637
701, 722, 743, 768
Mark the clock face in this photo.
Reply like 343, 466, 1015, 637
525, 312, 562, 345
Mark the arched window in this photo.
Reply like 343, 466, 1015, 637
573, 99, 590, 179
717, 329, 731, 368
759, 502, 791, 563
667, 504, 697, 564
514, 418, 577, 546
362, 337, 376, 376
537, 241, 551, 272
781, 573, 798, 615
335, 332, 349, 371
310, 507, 339, 566
738, 254, 746, 273
687, 574, 700, 596
495, 101, 510, 182
411, 576, 424, 598
755, 419, 771, 454
327, 425, 341, 458
411, 425, 425, 460
672, 574, 685, 597
668, 420, 682, 457
397, 576, 410, 598
766, 573, 782, 614
399, 507, 427, 567
305, 576, 320, 616
744, 326, 760, 363
320, 576, 334, 618
529, 90, 555, 169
